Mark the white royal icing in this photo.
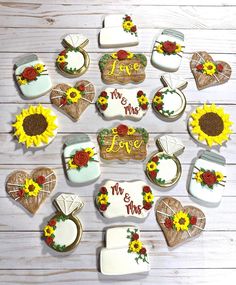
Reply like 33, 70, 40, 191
53, 219, 78, 247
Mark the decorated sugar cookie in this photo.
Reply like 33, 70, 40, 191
63, 135, 101, 184
43, 193, 83, 252
189, 150, 226, 204
6, 167, 56, 214
152, 74, 187, 120
156, 197, 206, 247
146, 135, 184, 187
50, 80, 95, 121
99, 50, 147, 84
56, 34, 90, 77
151, 29, 185, 72
190, 51, 232, 90
14, 54, 52, 98
188, 104, 233, 147
96, 88, 149, 120
100, 14, 139, 48
12, 105, 58, 148
97, 124, 149, 161
96, 181, 154, 218
100, 226, 150, 275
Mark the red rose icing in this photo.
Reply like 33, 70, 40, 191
73, 151, 90, 167
141, 104, 148, 110
164, 218, 173, 229
59, 50, 66, 56
100, 187, 108, 194
155, 104, 163, 111
117, 50, 128, 60
22, 67, 38, 81
132, 233, 139, 240
216, 64, 224, 72
48, 219, 56, 227
60, 97, 67, 106
100, 91, 107, 97
101, 105, 107, 110
125, 15, 131, 21
100, 204, 107, 211
17, 189, 24, 198
36, 175, 46, 185
152, 156, 159, 163
143, 202, 152, 210
117, 124, 129, 136
78, 84, 85, 91
201, 171, 217, 186
162, 41, 177, 53
139, 247, 147, 254
137, 90, 144, 96
46, 236, 54, 245
149, 170, 157, 179
143, 186, 151, 193
131, 26, 137, 32
196, 64, 203, 71
190, 216, 197, 225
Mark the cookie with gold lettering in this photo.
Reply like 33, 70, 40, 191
99, 50, 147, 84
97, 124, 149, 161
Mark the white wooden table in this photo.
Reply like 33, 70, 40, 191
0, 0, 236, 284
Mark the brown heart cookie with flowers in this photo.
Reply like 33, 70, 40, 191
50, 80, 95, 121
97, 124, 149, 161
190, 51, 231, 90
99, 50, 147, 84
6, 167, 56, 214
156, 197, 206, 247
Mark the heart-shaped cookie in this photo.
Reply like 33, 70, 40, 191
6, 167, 56, 214
156, 197, 206, 247
190, 51, 231, 90
50, 80, 95, 121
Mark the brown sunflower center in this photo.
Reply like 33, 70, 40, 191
70, 92, 76, 98
179, 218, 186, 225
23, 114, 48, 136
28, 185, 35, 192
198, 112, 224, 136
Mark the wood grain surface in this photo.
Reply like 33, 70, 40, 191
0, 0, 236, 284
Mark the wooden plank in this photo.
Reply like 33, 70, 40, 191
1, 5, 236, 29
1, 104, 235, 133
0, 268, 235, 285
1, 28, 236, 53
0, 164, 235, 198
0, 196, 235, 231
0, 134, 236, 163
0, 231, 235, 269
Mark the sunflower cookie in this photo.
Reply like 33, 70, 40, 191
100, 14, 139, 48
97, 124, 149, 161
190, 51, 232, 90
100, 226, 150, 275
156, 197, 206, 247
50, 80, 95, 121
151, 29, 185, 72
99, 50, 147, 84
189, 150, 226, 204
96, 181, 154, 219
63, 135, 101, 184
188, 104, 233, 147
146, 135, 184, 188
96, 88, 149, 120
42, 193, 83, 252
56, 34, 90, 77
14, 54, 52, 98
12, 105, 58, 148
152, 74, 187, 120
6, 167, 56, 214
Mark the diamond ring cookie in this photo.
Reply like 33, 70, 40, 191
42, 193, 83, 252
146, 135, 184, 187
14, 54, 52, 98
50, 80, 95, 121
96, 88, 149, 120
189, 150, 226, 204
188, 104, 233, 147
99, 50, 147, 84
190, 51, 232, 90
12, 105, 58, 148
156, 197, 206, 247
97, 124, 149, 161
99, 14, 139, 48
6, 167, 56, 214
96, 181, 154, 219
151, 29, 185, 72
152, 74, 187, 120
100, 226, 150, 275
56, 34, 90, 77
63, 135, 101, 184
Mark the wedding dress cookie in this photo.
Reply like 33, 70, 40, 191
100, 14, 139, 48
14, 54, 52, 98
100, 226, 150, 275
189, 150, 226, 204
151, 29, 184, 72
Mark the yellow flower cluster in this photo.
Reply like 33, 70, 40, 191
173, 211, 190, 231
129, 240, 143, 253
23, 178, 41, 197
66, 87, 82, 103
